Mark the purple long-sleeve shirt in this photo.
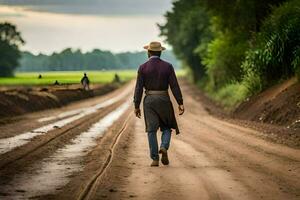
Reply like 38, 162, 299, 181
133, 56, 183, 109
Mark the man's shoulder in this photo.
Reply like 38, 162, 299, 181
142, 58, 172, 66
160, 58, 172, 66
139, 58, 173, 73
140, 61, 148, 67
159, 59, 174, 71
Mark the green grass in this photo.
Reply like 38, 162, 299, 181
0, 70, 136, 85
209, 83, 248, 109
175, 69, 186, 77
0, 69, 186, 85
197, 78, 249, 110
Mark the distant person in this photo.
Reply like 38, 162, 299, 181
133, 41, 185, 167
113, 73, 121, 83
54, 80, 59, 85
81, 73, 90, 90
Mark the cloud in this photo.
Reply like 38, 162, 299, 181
0, 12, 24, 17
0, 0, 173, 15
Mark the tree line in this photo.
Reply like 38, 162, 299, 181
0, 22, 179, 75
18, 49, 179, 72
160, 0, 300, 107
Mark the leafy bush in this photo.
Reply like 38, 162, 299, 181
202, 31, 249, 90
242, 0, 300, 92
210, 83, 248, 109
241, 50, 265, 95
293, 47, 300, 80
159, 0, 212, 82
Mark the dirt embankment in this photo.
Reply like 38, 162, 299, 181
0, 83, 120, 120
181, 79, 299, 147
234, 78, 300, 129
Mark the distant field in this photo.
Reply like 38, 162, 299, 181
0, 71, 136, 85
0, 70, 185, 85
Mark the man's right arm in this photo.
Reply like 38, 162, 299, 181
169, 65, 183, 105
133, 66, 144, 112
169, 65, 185, 115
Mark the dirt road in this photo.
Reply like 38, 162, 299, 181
0, 81, 299, 200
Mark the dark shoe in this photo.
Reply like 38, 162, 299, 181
150, 160, 159, 167
159, 148, 169, 165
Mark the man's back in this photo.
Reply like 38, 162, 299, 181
139, 57, 172, 91
134, 57, 183, 108
81, 76, 89, 84
133, 41, 185, 167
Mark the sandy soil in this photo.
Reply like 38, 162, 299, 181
0, 80, 299, 200
234, 78, 300, 129
90, 81, 300, 200
0, 82, 133, 199
0, 83, 120, 120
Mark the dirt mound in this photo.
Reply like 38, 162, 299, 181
0, 83, 119, 120
234, 78, 300, 129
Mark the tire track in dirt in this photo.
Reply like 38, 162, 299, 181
0, 100, 132, 199
0, 83, 134, 167
0, 83, 135, 199
0, 81, 133, 139
180, 114, 300, 178
0, 85, 131, 155
175, 90, 300, 199
0, 91, 130, 170
86, 80, 300, 200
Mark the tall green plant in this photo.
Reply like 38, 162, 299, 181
159, 0, 212, 82
242, 0, 300, 93
202, 29, 249, 90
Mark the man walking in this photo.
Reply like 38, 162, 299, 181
134, 41, 184, 167
81, 73, 90, 91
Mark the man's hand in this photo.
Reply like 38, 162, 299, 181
135, 108, 141, 118
178, 105, 185, 115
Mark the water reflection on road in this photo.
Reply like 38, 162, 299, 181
0, 88, 130, 155
0, 101, 130, 199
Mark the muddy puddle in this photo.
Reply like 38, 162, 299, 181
37, 109, 83, 122
0, 101, 130, 199
38, 88, 130, 123
0, 89, 130, 155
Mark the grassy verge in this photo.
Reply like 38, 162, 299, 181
0, 70, 136, 85
196, 77, 249, 111
0, 69, 186, 86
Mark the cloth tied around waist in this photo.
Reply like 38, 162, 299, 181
143, 89, 179, 134
145, 90, 169, 96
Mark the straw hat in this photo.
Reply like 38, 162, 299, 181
143, 41, 166, 51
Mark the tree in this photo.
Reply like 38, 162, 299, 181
18, 49, 179, 71
0, 22, 25, 77
160, 0, 289, 86
159, 0, 212, 82
242, 0, 300, 91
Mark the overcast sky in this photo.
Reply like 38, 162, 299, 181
0, 0, 173, 54
0, 0, 172, 15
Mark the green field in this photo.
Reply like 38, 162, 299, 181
0, 70, 185, 85
0, 71, 136, 85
